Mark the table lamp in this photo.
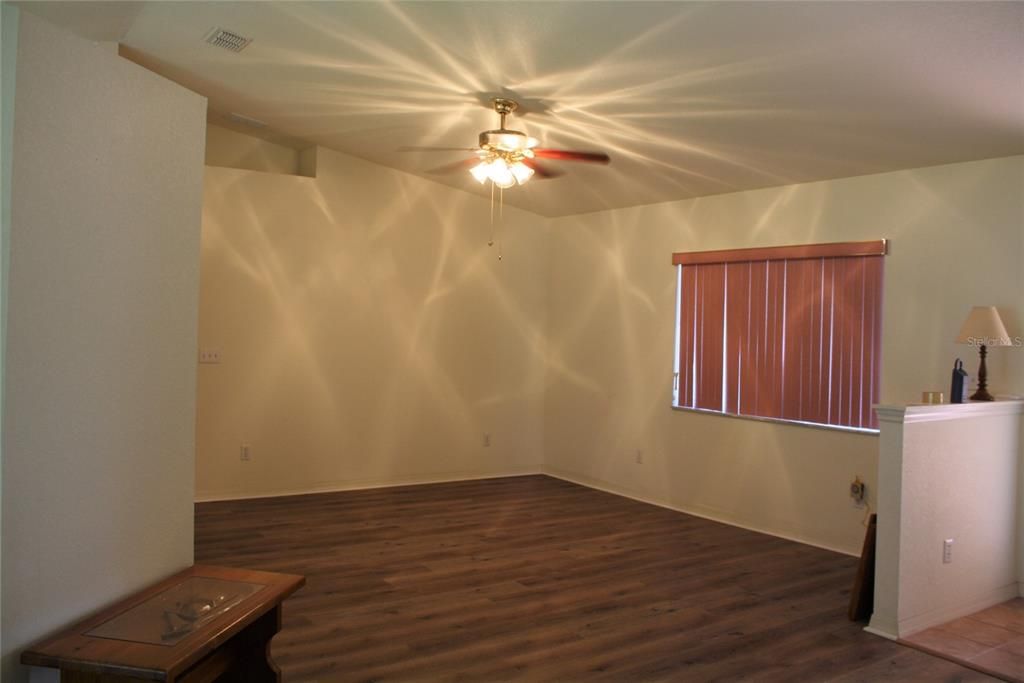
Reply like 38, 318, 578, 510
955, 306, 1012, 401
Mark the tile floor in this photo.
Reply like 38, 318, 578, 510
903, 598, 1024, 682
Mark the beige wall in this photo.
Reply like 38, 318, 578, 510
1, 12, 206, 681
196, 145, 548, 499
543, 156, 1024, 554
205, 123, 306, 176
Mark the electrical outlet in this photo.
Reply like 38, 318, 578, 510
240, 444, 251, 462
635, 450, 644, 464
850, 477, 866, 506
483, 433, 491, 447
943, 538, 954, 564
199, 348, 221, 364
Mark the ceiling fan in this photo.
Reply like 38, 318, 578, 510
418, 98, 611, 188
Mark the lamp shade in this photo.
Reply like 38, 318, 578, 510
955, 306, 1012, 346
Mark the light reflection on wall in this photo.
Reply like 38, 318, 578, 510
197, 141, 549, 500
541, 155, 1024, 554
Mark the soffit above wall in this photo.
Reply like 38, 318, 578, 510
19, 1, 1024, 217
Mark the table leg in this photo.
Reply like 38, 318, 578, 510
229, 605, 283, 683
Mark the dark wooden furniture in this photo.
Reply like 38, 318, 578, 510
21, 565, 304, 682
849, 513, 878, 621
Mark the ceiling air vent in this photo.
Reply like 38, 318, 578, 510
204, 27, 252, 53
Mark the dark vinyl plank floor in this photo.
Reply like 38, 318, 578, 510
195, 475, 996, 682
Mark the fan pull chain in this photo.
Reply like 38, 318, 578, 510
488, 182, 495, 246
498, 187, 504, 261
485, 182, 503, 261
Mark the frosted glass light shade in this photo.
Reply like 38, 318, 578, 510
955, 306, 1012, 346
510, 161, 534, 184
489, 158, 515, 188
469, 161, 490, 184
469, 157, 533, 188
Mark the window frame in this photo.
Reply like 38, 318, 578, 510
671, 240, 886, 434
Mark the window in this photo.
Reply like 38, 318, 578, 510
672, 240, 886, 431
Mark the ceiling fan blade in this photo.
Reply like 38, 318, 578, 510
521, 158, 564, 179
399, 146, 479, 153
533, 149, 611, 164
425, 158, 479, 175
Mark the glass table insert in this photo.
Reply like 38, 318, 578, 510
86, 576, 265, 646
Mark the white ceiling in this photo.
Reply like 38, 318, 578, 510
22, 1, 1024, 217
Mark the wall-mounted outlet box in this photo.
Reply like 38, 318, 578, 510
850, 477, 866, 505
240, 444, 251, 462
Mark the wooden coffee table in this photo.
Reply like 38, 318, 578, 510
21, 564, 304, 682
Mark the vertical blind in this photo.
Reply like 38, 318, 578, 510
673, 240, 886, 430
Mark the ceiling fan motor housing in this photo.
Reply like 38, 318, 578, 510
479, 129, 534, 154
479, 98, 537, 159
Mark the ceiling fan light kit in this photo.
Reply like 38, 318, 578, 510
470, 157, 534, 188
419, 97, 611, 190
470, 99, 538, 188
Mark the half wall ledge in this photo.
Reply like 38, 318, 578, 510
869, 399, 1024, 640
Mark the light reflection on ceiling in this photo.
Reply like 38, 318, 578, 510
22, 1, 1024, 217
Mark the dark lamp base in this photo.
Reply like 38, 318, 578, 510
971, 344, 994, 401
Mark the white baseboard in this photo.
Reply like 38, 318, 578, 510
195, 467, 543, 503
894, 582, 1019, 637
863, 625, 898, 641
543, 466, 858, 557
